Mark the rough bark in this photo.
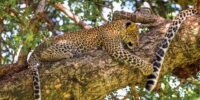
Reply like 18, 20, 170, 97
0, 14, 200, 100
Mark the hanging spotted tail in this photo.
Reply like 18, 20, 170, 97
145, 8, 198, 91
28, 54, 41, 100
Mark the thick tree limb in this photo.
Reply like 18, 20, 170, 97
0, 12, 200, 99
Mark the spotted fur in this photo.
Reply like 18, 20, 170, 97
28, 19, 153, 100
145, 8, 198, 91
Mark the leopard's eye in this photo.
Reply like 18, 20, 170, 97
127, 41, 134, 49
127, 42, 133, 47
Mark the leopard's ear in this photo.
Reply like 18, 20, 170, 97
123, 21, 138, 33
125, 21, 132, 28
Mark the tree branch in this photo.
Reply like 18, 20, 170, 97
0, 17, 3, 64
53, 2, 92, 29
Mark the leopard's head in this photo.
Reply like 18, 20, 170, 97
120, 20, 140, 49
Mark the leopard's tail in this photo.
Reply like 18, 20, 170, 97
145, 8, 198, 91
28, 54, 41, 100
32, 64, 41, 100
